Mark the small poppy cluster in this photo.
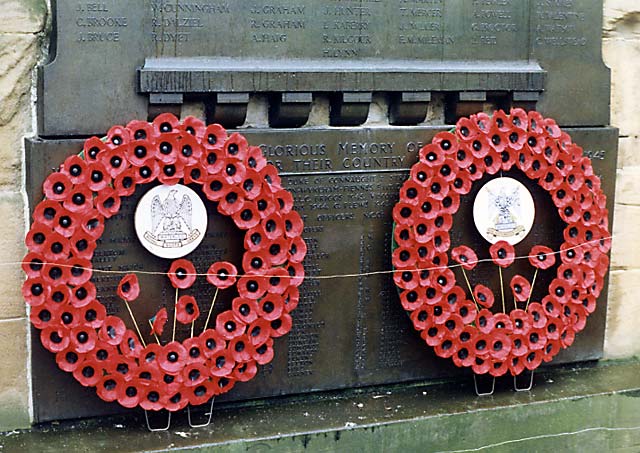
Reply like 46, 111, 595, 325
23, 114, 306, 411
391, 109, 611, 377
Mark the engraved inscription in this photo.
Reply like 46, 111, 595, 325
249, 3, 307, 45
535, 0, 587, 47
470, 0, 518, 47
74, 2, 128, 43
149, 1, 231, 44
321, 1, 380, 58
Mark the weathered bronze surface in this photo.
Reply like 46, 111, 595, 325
26, 126, 617, 422
40, 0, 609, 135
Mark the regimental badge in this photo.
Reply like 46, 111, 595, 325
473, 177, 535, 246
135, 184, 207, 258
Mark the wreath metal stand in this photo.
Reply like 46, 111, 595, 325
145, 409, 172, 432
513, 370, 535, 392
187, 398, 215, 428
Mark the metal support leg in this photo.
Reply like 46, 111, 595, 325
473, 374, 496, 396
514, 370, 535, 392
187, 397, 215, 428
144, 409, 171, 432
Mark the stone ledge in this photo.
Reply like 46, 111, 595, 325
1, 360, 639, 452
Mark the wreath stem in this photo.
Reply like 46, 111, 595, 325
461, 268, 480, 311
499, 267, 505, 313
125, 301, 147, 348
526, 268, 538, 311
172, 288, 178, 343
202, 287, 219, 334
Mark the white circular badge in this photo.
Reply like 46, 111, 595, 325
473, 177, 535, 245
134, 184, 208, 259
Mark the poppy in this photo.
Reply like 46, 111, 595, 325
126, 118, 156, 141
253, 191, 278, 219
25, 223, 51, 254
219, 189, 245, 216
30, 304, 59, 330
177, 133, 203, 167
158, 159, 185, 185
161, 385, 189, 412
433, 131, 459, 154
488, 332, 511, 361
222, 159, 247, 186
396, 287, 420, 312
184, 162, 208, 186
265, 237, 290, 266
489, 241, 515, 268
410, 163, 435, 189
198, 329, 224, 358
43, 262, 71, 286
43, 172, 73, 202
431, 301, 452, 325
176, 115, 205, 139
176, 295, 200, 324
525, 326, 547, 352
467, 134, 491, 160
559, 243, 583, 266
260, 165, 283, 193
253, 338, 274, 365
117, 273, 140, 302
134, 158, 160, 184
70, 359, 102, 388
206, 261, 238, 289
257, 294, 284, 321
474, 285, 495, 309
66, 258, 91, 286
150, 307, 168, 337
95, 188, 120, 219
56, 347, 86, 373
52, 206, 78, 238
100, 146, 130, 179
509, 335, 528, 361
452, 345, 475, 368
120, 329, 144, 359
40, 230, 69, 263
112, 168, 137, 197
157, 341, 187, 374
216, 310, 247, 341
22, 276, 49, 307
525, 133, 546, 156
439, 159, 460, 183
526, 302, 548, 329
395, 266, 420, 291
509, 309, 532, 335
435, 333, 459, 359
62, 186, 94, 217
155, 136, 180, 165
180, 336, 204, 365
168, 259, 197, 289
487, 124, 508, 154
288, 235, 307, 263
188, 380, 216, 406
432, 268, 455, 294
475, 309, 496, 334
265, 268, 290, 295
41, 325, 70, 353
22, 252, 46, 279
488, 358, 510, 377
81, 299, 106, 329
85, 161, 112, 192
442, 313, 464, 338
58, 304, 81, 330
275, 189, 296, 215
182, 362, 209, 387
472, 356, 492, 375
152, 112, 180, 135
209, 348, 235, 377
69, 326, 97, 354
105, 124, 131, 148
492, 313, 513, 332
125, 139, 155, 167
456, 116, 480, 142
83, 136, 108, 161
270, 314, 292, 337
418, 144, 445, 167
98, 316, 127, 346
451, 245, 478, 271
228, 335, 255, 363
541, 338, 562, 363
229, 298, 258, 326
421, 323, 445, 347
528, 245, 556, 270
116, 379, 143, 408
510, 275, 531, 302
70, 281, 97, 307
523, 350, 543, 371
456, 300, 477, 324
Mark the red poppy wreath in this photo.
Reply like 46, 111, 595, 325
22, 114, 306, 411
391, 109, 611, 377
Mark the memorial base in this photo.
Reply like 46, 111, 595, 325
2, 359, 639, 452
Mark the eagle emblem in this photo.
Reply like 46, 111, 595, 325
143, 189, 201, 249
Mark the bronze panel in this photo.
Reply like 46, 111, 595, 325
26, 125, 617, 421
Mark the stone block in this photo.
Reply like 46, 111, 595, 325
604, 0, 640, 35
614, 166, 640, 205
616, 135, 640, 169
0, 192, 26, 320
609, 202, 640, 269
603, 38, 640, 137
0, 0, 47, 34
0, 319, 30, 430
604, 269, 640, 359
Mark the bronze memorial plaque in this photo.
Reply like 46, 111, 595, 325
27, 0, 616, 421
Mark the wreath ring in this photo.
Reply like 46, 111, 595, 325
392, 109, 611, 377
22, 113, 306, 411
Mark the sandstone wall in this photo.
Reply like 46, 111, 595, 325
0, 0, 48, 430
603, 1, 640, 359
0, 0, 636, 431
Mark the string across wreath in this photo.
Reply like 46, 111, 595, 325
22, 114, 306, 411
391, 109, 611, 377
